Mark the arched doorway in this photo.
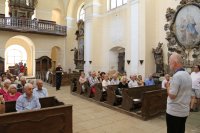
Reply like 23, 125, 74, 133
51, 46, 61, 70
109, 46, 125, 73
5, 36, 35, 76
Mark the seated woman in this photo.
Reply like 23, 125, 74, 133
0, 79, 11, 96
137, 75, 144, 86
79, 72, 87, 92
4, 84, 21, 102
116, 76, 128, 95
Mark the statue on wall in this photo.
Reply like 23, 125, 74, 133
74, 19, 84, 70
152, 42, 164, 74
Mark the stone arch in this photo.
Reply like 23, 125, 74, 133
4, 35, 35, 76
51, 46, 61, 70
109, 46, 125, 73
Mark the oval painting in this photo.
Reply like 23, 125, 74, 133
175, 4, 200, 48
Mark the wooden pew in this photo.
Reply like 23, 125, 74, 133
121, 85, 160, 111
70, 78, 78, 92
141, 89, 167, 120
106, 85, 122, 106
5, 96, 64, 113
93, 83, 106, 101
0, 105, 72, 133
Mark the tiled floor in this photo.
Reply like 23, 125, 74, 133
46, 84, 200, 133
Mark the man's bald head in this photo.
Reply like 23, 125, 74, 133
169, 52, 183, 71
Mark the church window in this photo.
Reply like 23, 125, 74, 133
78, 5, 85, 21
108, 0, 127, 10
6, 45, 27, 67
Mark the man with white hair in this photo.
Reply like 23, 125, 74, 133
166, 52, 192, 133
128, 74, 138, 88
33, 79, 48, 98
16, 83, 41, 111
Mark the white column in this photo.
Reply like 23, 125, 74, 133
126, 0, 139, 76
5, 0, 9, 17
65, 17, 76, 71
84, 4, 93, 74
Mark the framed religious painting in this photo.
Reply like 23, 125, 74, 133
172, 3, 200, 48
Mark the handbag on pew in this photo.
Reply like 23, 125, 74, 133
91, 86, 96, 94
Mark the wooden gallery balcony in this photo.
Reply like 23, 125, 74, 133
0, 17, 67, 36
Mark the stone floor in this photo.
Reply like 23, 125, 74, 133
45, 84, 200, 133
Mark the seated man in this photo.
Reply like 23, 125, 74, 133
162, 74, 170, 89
33, 79, 48, 98
17, 76, 26, 92
110, 73, 120, 85
16, 83, 41, 112
128, 74, 138, 88
144, 75, 155, 86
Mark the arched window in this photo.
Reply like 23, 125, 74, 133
77, 5, 85, 21
5, 45, 27, 67
107, 0, 127, 10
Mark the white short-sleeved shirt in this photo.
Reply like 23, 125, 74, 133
162, 79, 170, 89
167, 70, 192, 117
102, 80, 111, 91
128, 80, 138, 88
191, 71, 200, 90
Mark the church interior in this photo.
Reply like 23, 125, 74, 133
0, 0, 200, 133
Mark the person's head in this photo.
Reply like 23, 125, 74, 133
2, 76, 7, 81
169, 52, 183, 71
8, 84, 17, 94
28, 79, 35, 85
58, 63, 61, 67
91, 71, 96, 78
138, 75, 143, 80
112, 73, 118, 80
36, 79, 43, 90
6, 70, 10, 73
10, 77, 15, 83
165, 74, 170, 81
81, 72, 85, 78
20, 76, 26, 85
148, 75, 153, 80
121, 76, 127, 83
18, 73, 24, 79
24, 83, 33, 97
88, 71, 92, 77
193, 65, 200, 73
104, 74, 109, 81
3, 79, 11, 89
130, 74, 137, 81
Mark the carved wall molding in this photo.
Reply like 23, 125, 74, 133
165, 0, 200, 67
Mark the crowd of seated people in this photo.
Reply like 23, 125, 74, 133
78, 70, 159, 97
0, 71, 49, 113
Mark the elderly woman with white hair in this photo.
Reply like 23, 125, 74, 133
0, 79, 11, 96
4, 84, 21, 101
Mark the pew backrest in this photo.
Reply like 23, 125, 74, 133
0, 105, 72, 133
5, 96, 63, 113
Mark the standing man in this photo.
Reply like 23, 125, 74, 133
55, 64, 63, 91
166, 52, 192, 133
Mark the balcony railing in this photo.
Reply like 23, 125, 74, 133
0, 17, 67, 36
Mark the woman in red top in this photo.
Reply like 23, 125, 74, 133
0, 79, 11, 96
4, 84, 21, 101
